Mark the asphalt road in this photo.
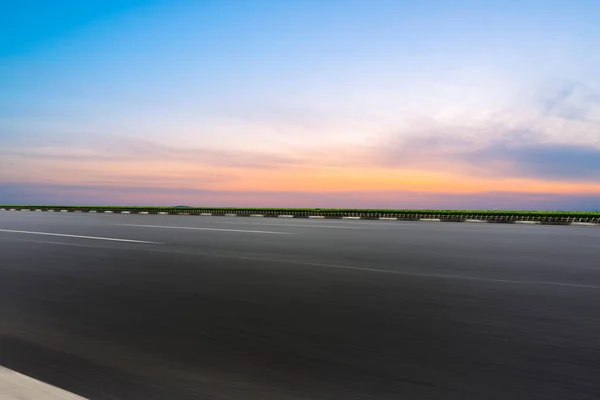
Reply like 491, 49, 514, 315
1, 212, 600, 399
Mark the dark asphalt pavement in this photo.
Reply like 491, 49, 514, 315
1, 212, 600, 399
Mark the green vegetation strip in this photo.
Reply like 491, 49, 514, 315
1, 205, 599, 219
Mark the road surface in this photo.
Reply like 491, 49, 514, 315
1, 212, 599, 399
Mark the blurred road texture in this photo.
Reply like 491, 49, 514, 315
1, 212, 599, 399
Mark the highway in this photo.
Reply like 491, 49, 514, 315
1, 212, 600, 399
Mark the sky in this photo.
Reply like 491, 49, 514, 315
1, 0, 599, 209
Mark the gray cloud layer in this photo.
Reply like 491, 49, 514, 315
470, 141, 600, 180
376, 128, 600, 181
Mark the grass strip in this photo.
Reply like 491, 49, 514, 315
1, 205, 599, 218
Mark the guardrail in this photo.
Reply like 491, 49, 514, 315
1, 206, 599, 224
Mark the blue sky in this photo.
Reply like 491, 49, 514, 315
1, 0, 599, 209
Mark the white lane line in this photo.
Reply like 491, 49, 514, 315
137, 247, 600, 290
1, 213, 89, 219
10, 236, 595, 290
0, 366, 88, 399
118, 224, 294, 235
0, 229, 162, 244
188, 215, 381, 227
0, 237, 107, 248
213, 221, 367, 229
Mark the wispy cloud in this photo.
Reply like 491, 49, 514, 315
2, 135, 307, 169
362, 81, 600, 182
537, 80, 600, 122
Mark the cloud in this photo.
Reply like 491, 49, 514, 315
368, 82, 600, 182
1, 134, 310, 170
537, 80, 600, 122
374, 133, 600, 181
2, 78, 599, 192
3, 121, 599, 190
468, 141, 600, 180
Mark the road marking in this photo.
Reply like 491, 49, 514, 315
0, 229, 162, 244
11, 235, 595, 290
0, 213, 89, 219
137, 247, 600, 290
213, 221, 367, 229
0, 237, 105, 248
118, 224, 293, 235
0, 366, 88, 399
